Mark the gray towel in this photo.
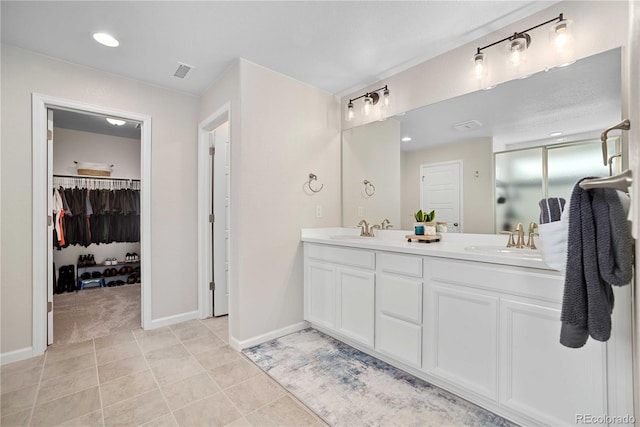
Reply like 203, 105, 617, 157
538, 198, 566, 224
560, 179, 632, 348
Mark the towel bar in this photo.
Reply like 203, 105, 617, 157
579, 169, 632, 192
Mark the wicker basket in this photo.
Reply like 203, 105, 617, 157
75, 161, 113, 177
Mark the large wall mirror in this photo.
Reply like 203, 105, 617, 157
342, 47, 622, 233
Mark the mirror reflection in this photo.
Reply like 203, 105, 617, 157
342, 48, 622, 233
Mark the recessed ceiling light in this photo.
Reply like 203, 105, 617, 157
556, 137, 566, 142
401, 137, 412, 142
93, 32, 119, 47
549, 131, 563, 137
106, 118, 126, 126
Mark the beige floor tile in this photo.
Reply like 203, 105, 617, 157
45, 339, 94, 363
37, 366, 98, 404
172, 393, 241, 427
144, 344, 189, 364
103, 389, 170, 427
0, 408, 31, 427
30, 386, 101, 427
42, 352, 95, 382
208, 359, 261, 389
149, 355, 204, 386
0, 384, 38, 417
213, 329, 230, 344
224, 374, 285, 415
100, 369, 157, 407
194, 346, 240, 370
135, 329, 181, 353
225, 417, 252, 427
168, 320, 202, 333
161, 373, 220, 411
0, 355, 44, 374
140, 413, 177, 427
180, 332, 225, 354
0, 365, 43, 393
171, 324, 212, 341
245, 395, 318, 426
57, 410, 104, 427
95, 341, 141, 365
94, 331, 136, 350
97, 355, 148, 383
201, 316, 228, 334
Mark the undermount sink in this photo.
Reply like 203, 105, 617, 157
464, 245, 542, 258
329, 234, 377, 240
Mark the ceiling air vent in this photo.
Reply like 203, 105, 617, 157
173, 62, 194, 79
453, 120, 482, 131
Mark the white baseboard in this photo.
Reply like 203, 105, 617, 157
1, 347, 35, 366
230, 321, 310, 351
147, 310, 200, 330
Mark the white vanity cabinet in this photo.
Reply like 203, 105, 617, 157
302, 236, 632, 427
304, 244, 375, 347
375, 253, 423, 368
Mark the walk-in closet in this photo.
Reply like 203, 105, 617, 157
51, 109, 142, 346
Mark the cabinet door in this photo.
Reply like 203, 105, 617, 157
425, 283, 498, 401
305, 261, 336, 329
336, 267, 375, 347
499, 299, 606, 426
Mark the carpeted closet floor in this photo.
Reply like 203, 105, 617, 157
52, 284, 141, 347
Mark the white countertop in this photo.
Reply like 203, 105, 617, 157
301, 228, 559, 271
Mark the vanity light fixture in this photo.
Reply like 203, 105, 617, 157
93, 32, 120, 47
106, 118, 126, 126
345, 85, 390, 122
472, 13, 571, 78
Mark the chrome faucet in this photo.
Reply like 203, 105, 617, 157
381, 219, 393, 230
526, 222, 538, 249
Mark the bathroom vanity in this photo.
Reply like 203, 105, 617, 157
301, 228, 634, 427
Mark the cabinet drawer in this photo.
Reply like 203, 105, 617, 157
430, 259, 563, 302
379, 253, 422, 277
306, 244, 375, 270
376, 315, 422, 368
377, 274, 422, 325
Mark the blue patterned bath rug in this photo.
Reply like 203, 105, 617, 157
244, 328, 516, 427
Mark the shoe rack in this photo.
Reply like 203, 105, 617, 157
76, 260, 141, 289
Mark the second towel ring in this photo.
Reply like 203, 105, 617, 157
307, 173, 324, 193
363, 180, 376, 196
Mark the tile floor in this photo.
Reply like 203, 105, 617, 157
1, 317, 326, 427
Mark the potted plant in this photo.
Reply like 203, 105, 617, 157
414, 209, 436, 236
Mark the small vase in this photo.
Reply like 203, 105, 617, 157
423, 221, 437, 236
436, 222, 447, 233
414, 222, 425, 235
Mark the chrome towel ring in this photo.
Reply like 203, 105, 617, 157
363, 180, 376, 196
307, 173, 324, 193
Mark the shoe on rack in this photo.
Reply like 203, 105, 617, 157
78, 255, 85, 267
88, 254, 95, 266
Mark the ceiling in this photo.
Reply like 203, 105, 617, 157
52, 109, 142, 140
397, 48, 621, 151
1, 1, 558, 97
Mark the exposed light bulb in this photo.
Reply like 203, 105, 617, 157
473, 53, 485, 79
345, 102, 354, 122
363, 95, 373, 116
507, 34, 529, 68
555, 25, 568, 49
510, 45, 522, 66
382, 88, 390, 109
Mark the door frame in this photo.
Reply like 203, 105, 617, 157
197, 102, 231, 318
32, 93, 152, 356
419, 160, 463, 232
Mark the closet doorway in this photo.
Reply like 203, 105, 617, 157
49, 108, 142, 346
32, 94, 152, 356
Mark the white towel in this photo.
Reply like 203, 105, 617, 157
538, 203, 570, 272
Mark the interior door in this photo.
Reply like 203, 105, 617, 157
47, 109, 54, 345
420, 161, 462, 232
211, 122, 229, 316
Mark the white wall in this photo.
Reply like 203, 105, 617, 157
1, 45, 199, 355
200, 59, 342, 346
342, 120, 401, 227
401, 138, 494, 232
342, 1, 629, 130
52, 127, 140, 179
